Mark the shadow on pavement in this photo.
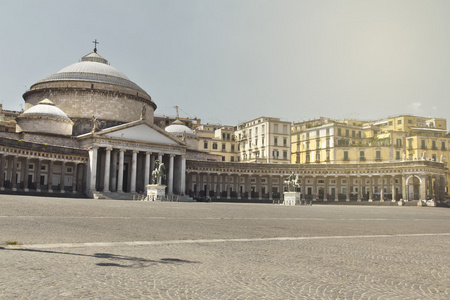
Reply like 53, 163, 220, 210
1, 247, 199, 268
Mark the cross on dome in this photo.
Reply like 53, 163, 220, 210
93, 39, 99, 53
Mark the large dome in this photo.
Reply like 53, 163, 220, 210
165, 119, 196, 138
34, 52, 146, 93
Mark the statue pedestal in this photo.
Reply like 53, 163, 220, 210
283, 192, 300, 205
146, 184, 166, 201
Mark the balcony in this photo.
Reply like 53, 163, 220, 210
359, 157, 366, 161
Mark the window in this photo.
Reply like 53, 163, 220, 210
231, 156, 235, 162
204, 142, 208, 149
360, 151, 365, 160
432, 154, 437, 161
306, 153, 310, 163
396, 151, 401, 160
421, 140, 426, 149
396, 139, 402, 147
222, 144, 226, 151
222, 156, 225, 161
408, 139, 413, 149
306, 142, 310, 150
442, 141, 446, 151
283, 125, 288, 134
231, 145, 235, 152
326, 128, 330, 135
274, 124, 279, 133
337, 128, 342, 136
283, 138, 287, 147
408, 119, 413, 124
316, 140, 320, 149
376, 151, 381, 161
274, 137, 278, 146
397, 119, 402, 125
283, 151, 288, 160
432, 141, 437, 150
389, 121, 393, 126
296, 154, 300, 163
326, 138, 330, 148
345, 129, 349, 137
213, 143, 218, 150
273, 150, 279, 159
316, 130, 320, 137
326, 150, 330, 161
352, 130, 355, 138
343, 151, 349, 161
222, 133, 226, 140
316, 152, 320, 162
227, 133, 230, 140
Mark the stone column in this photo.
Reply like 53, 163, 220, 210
205, 172, 210, 197
226, 174, 230, 199
391, 176, 396, 202
48, 160, 54, 193
0, 154, 5, 191
23, 157, 30, 192
158, 153, 163, 164
420, 175, 426, 200
130, 150, 138, 193
88, 147, 98, 194
167, 154, 174, 194
217, 173, 222, 199
357, 176, 361, 202
36, 159, 42, 192
402, 175, 407, 201
72, 163, 78, 193
346, 176, 350, 202
144, 152, 151, 186
237, 174, 241, 199
150, 154, 155, 182
111, 150, 118, 191
103, 147, 112, 192
380, 176, 384, 202
268, 175, 273, 200
180, 155, 186, 196
312, 175, 317, 201
11, 156, 18, 191
334, 176, 340, 202
323, 176, 328, 201
301, 175, 306, 201
247, 175, 252, 200
117, 149, 125, 192
60, 161, 66, 193
368, 176, 373, 202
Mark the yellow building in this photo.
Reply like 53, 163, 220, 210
292, 115, 450, 194
195, 124, 238, 162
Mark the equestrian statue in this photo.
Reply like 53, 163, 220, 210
151, 159, 166, 185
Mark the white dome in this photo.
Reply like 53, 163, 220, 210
22, 99, 72, 122
165, 119, 196, 138
16, 99, 73, 136
34, 52, 147, 93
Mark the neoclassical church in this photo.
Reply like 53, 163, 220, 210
0, 47, 447, 203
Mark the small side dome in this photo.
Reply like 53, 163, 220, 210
165, 119, 196, 138
16, 99, 73, 136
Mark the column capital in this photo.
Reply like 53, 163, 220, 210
105, 147, 113, 151
119, 148, 126, 153
132, 150, 139, 154
169, 154, 175, 157
88, 146, 99, 151
146, 151, 152, 155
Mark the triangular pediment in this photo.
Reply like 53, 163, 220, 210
87, 120, 184, 146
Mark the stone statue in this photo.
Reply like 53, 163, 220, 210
440, 154, 446, 163
91, 115, 100, 133
151, 159, 166, 185
181, 131, 187, 142
402, 152, 406, 161
421, 151, 426, 160
284, 172, 300, 192
140, 105, 146, 120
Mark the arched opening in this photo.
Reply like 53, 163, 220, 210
406, 176, 420, 200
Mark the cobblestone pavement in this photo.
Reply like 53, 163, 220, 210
0, 195, 449, 299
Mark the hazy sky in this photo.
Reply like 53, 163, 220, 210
1, 0, 450, 126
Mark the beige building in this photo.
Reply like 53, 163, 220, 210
235, 117, 291, 163
195, 124, 238, 162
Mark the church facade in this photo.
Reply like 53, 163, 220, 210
0, 49, 447, 203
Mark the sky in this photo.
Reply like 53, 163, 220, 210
1, 0, 450, 127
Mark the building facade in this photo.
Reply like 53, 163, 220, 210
235, 117, 291, 164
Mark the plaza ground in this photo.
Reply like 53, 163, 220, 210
1, 195, 449, 299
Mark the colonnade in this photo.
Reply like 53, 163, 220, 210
87, 146, 186, 196
0, 153, 86, 193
